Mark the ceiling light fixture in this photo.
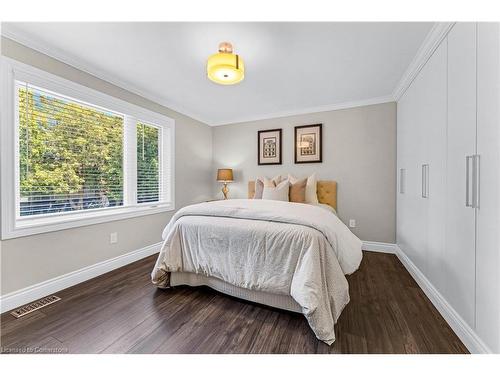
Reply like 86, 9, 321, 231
207, 42, 245, 85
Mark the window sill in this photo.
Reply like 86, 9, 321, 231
2, 203, 175, 240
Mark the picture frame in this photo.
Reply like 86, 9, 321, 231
257, 128, 282, 165
294, 124, 323, 163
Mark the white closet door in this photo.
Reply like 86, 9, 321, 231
409, 71, 428, 275
404, 40, 447, 278
423, 40, 448, 293
396, 101, 406, 248
476, 22, 500, 353
397, 65, 427, 269
446, 22, 477, 327
396, 91, 414, 253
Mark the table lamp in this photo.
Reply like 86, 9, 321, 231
217, 169, 234, 199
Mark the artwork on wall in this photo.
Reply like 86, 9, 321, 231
294, 124, 322, 163
258, 128, 282, 165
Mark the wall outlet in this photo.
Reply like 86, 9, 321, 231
349, 219, 356, 228
110, 232, 118, 244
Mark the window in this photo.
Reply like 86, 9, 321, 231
1, 58, 175, 239
18, 83, 125, 216
137, 123, 160, 204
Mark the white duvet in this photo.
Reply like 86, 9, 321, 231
151, 199, 363, 344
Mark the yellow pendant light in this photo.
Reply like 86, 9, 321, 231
207, 42, 245, 85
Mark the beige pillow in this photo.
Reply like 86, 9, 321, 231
262, 180, 290, 201
288, 173, 319, 204
289, 178, 307, 203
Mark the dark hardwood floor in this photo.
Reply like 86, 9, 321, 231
0, 251, 468, 354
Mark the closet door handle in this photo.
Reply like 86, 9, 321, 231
399, 168, 405, 194
425, 164, 429, 198
421, 164, 429, 198
421, 165, 425, 198
473, 154, 480, 208
466, 155, 473, 207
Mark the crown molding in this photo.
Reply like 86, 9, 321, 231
209, 95, 395, 126
392, 22, 455, 101
1, 26, 210, 125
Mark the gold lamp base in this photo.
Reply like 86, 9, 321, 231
221, 183, 229, 199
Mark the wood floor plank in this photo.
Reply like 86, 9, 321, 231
0, 252, 469, 354
0, 257, 154, 348
126, 289, 217, 353
193, 298, 262, 354
101, 288, 194, 353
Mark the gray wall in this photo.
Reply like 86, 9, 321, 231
212, 102, 397, 243
0, 37, 213, 294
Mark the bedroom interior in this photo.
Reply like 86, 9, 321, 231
0, 2, 499, 370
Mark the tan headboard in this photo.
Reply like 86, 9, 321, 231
248, 180, 337, 210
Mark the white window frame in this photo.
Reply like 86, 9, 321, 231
0, 57, 175, 239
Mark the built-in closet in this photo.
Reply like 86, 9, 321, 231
397, 22, 499, 353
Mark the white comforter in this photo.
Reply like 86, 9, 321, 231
151, 199, 362, 344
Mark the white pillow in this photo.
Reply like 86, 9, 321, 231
262, 180, 290, 201
261, 175, 284, 187
254, 175, 285, 199
288, 173, 319, 204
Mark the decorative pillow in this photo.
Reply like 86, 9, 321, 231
263, 177, 276, 188
288, 173, 319, 204
263, 175, 283, 187
272, 175, 284, 185
254, 175, 284, 199
262, 180, 290, 201
289, 178, 307, 203
253, 179, 264, 199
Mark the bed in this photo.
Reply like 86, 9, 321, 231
151, 180, 362, 344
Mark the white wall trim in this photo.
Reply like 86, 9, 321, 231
361, 241, 396, 254
0, 241, 162, 314
395, 245, 491, 354
392, 22, 455, 101
1, 27, 208, 125
210, 95, 395, 126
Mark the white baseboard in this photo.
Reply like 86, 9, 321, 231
362, 241, 396, 254
0, 241, 162, 314
394, 245, 491, 354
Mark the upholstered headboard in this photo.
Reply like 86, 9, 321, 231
248, 180, 337, 210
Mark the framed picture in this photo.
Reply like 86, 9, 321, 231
258, 128, 282, 165
294, 124, 322, 163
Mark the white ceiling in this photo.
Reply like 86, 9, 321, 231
2, 22, 433, 125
